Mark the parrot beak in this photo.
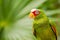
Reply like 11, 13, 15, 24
29, 13, 35, 19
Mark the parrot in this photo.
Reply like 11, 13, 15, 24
29, 9, 57, 40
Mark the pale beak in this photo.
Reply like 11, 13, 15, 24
29, 13, 35, 18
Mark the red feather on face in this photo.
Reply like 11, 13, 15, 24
31, 9, 40, 16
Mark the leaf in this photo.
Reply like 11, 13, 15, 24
0, 0, 46, 40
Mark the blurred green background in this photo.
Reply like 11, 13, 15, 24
0, 0, 60, 40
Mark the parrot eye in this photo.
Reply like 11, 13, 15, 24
31, 9, 40, 16
32, 10, 40, 16
35, 11, 40, 14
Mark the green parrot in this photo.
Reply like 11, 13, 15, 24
29, 9, 57, 40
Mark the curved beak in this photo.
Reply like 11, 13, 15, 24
29, 13, 35, 19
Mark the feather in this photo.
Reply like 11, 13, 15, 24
49, 20, 57, 40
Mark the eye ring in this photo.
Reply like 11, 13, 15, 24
35, 11, 40, 14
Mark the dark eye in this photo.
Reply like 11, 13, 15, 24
35, 11, 39, 14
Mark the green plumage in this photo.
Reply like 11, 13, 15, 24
33, 9, 57, 40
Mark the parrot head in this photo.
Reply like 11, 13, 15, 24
29, 9, 41, 19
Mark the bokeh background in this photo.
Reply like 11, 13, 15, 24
0, 0, 60, 40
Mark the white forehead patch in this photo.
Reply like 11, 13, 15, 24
31, 9, 40, 15
31, 9, 37, 12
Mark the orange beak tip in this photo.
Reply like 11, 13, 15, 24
29, 13, 35, 19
